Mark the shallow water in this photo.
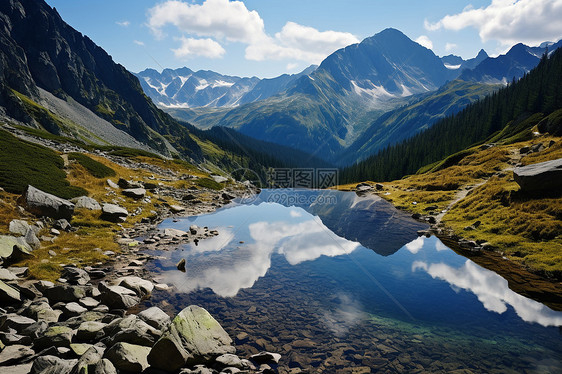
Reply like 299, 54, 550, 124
147, 189, 562, 373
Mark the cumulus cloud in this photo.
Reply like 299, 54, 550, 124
405, 236, 425, 254
172, 37, 226, 59
147, 0, 358, 64
415, 35, 434, 50
148, 0, 265, 42
133, 40, 145, 46
426, 0, 562, 47
445, 42, 457, 51
116, 20, 130, 27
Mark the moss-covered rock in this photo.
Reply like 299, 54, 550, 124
148, 305, 234, 372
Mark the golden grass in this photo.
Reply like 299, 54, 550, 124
0, 190, 27, 234
356, 134, 562, 276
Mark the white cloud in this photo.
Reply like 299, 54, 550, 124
172, 37, 226, 59
426, 0, 562, 47
148, 0, 265, 42
245, 22, 358, 64
133, 40, 145, 46
116, 20, 130, 27
445, 42, 457, 51
147, 0, 358, 64
415, 35, 434, 50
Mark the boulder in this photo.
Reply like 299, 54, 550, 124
0, 363, 33, 374
63, 302, 88, 317
70, 344, 105, 374
117, 178, 143, 189
117, 276, 154, 296
513, 158, 562, 192
163, 228, 188, 238
0, 280, 21, 303
104, 342, 151, 372
148, 305, 235, 371
0, 235, 33, 260
170, 205, 185, 213
100, 204, 128, 222
72, 196, 101, 210
18, 185, 74, 220
24, 300, 61, 323
98, 282, 140, 309
44, 285, 87, 303
34, 325, 74, 349
104, 315, 161, 347
0, 345, 34, 366
0, 314, 36, 332
122, 188, 146, 200
8, 219, 30, 235
76, 321, 107, 342
61, 267, 90, 286
138, 306, 171, 331
215, 354, 245, 369
30, 355, 75, 374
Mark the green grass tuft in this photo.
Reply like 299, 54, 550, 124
0, 129, 86, 199
68, 152, 116, 178
196, 177, 223, 191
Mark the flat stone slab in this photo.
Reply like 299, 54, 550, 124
514, 158, 562, 192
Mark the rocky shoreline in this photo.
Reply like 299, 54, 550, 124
0, 153, 283, 373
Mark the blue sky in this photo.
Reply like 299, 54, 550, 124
45, 0, 562, 78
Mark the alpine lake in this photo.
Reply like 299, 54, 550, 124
142, 189, 562, 373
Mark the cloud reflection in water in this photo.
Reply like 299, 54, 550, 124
412, 259, 562, 327
164, 206, 360, 297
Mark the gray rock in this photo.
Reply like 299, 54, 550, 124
0, 268, 18, 281
117, 178, 143, 189
61, 267, 90, 286
138, 306, 171, 330
163, 228, 188, 238
64, 302, 88, 317
104, 342, 151, 372
117, 276, 154, 296
24, 300, 61, 323
30, 355, 74, 374
0, 314, 36, 332
34, 325, 75, 349
514, 158, 562, 192
9, 220, 30, 236
0, 235, 33, 260
24, 229, 41, 250
44, 285, 87, 303
0, 332, 31, 346
148, 305, 235, 371
76, 321, 107, 342
8, 267, 29, 278
169, 205, 185, 213
69, 343, 94, 356
18, 185, 75, 220
20, 321, 48, 340
215, 354, 244, 369
92, 358, 117, 374
177, 258, 186, 272
79, 297, 100, 309
105, 315, 161, 347
250, 352, 281, 364
98, 282, 140, 310
0, 280, 21, 303
0, 344, 34, 365
70, 344, 105, 374
107, 179, 119, 189
0, 363, 33, 374
54, 219, 72, 232
101, 204, 128, 222
122, 188, 146, 200
72, 196, 102, 210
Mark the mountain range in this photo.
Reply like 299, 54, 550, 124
155, 29, 558, 163
1, 0, 559, 175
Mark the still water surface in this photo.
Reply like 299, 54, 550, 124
147, 190, 562, 373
